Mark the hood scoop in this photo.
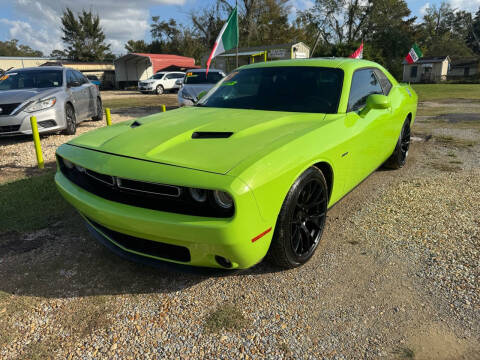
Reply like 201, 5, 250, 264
192, 131, 233, 139
130, 120, 142, 128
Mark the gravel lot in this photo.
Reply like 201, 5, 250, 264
0, 96, 479, 359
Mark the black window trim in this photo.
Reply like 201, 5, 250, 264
373, 68, 393, 96
347, 66, 388, 113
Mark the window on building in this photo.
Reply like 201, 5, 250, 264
410, 66, 418, 78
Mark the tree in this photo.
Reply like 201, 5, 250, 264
50, 49, 68, 59
0, 39, 43, 57
61, 8, 113, 61
466, 8, 480, 54
125, 40, 150, 53
417, 2, 473, 58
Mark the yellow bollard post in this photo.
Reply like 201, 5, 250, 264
105, 107, 112, 126
30, 116, 44, 169
161, 104, 166, 112
264, 51, 267, 63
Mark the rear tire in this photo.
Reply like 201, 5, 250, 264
63, 104, 77, 135
268, 167, 328, 269
91, 97, 103, 121
156, 85, 164, 95
384, 118, 411, 169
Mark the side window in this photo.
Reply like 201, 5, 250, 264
175, 73, 185, 79
66, 70, 76, 86
348, 69, 383, 112
374, 69, 392, 95
165, 73, 177, 79
74, 71, 87, 84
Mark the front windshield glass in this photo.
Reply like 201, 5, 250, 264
184, 71, 224, 84
150, 73, 164, 80
198, 66, 343, 113
0, 70, 63, 90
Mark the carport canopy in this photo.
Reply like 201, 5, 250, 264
114, 53, 198, 84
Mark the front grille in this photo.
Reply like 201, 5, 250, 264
0, 103, 21, 116
0, 125, 21, 133
139, 82, 148, 87
88, 217, 191, 262
58, 157, 234, 218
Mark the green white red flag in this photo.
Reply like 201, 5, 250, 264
405, 44, 423, 64
206, 6, 239, 75
349, 42, 364, 59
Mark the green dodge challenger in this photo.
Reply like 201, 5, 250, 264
55, 58, 417, 269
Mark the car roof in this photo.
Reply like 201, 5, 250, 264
186, 68, 223, 73
239, 58, 381, 72
7, 66, 65, 72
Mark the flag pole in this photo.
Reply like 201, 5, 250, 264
236, 0, 239, 69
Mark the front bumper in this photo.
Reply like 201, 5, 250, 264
55, 145, 273, 269
0, 105, 65, 136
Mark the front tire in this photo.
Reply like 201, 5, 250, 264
91, 97, 103, 121
156, 85, 164, 95
384, 118, 411, 169
268, 167, 328, 269
63, 104, 77, 135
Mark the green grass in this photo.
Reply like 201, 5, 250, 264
204, 304, 248, 333
412, 84, 480, 101
0, 172, 74, 232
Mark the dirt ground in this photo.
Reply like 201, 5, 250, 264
0, 94, 479, 359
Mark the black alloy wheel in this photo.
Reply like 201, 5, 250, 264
384, 118, 411, 169
268, 167, 328, 268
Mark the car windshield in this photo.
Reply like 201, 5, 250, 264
0, 70, 63, 90
149, 73, 164, 80
184, 71, 223, 84
198, 66, 343, 113
87, 75, 98, 80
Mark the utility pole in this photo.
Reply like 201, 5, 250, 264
236, 0, 239, 68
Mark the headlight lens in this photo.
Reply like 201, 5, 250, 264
181, 89, 195, 101
189, 188, 207, 202
25, 97, 57, 113
213, 190, 234, 209
63, 158, 74, 169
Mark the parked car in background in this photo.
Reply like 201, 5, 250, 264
177, 69, 226, 106
0, 66, 102, 136
86, 75, 101, 88
138, 72, 185, 94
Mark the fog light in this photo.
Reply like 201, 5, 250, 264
215, 255, 232, 268
213, 191, 233, 209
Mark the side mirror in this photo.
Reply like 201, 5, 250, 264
175, 79, 183, 85
360, 94, 390, 116
68, 81, 80, 88
197, 90, 207, 101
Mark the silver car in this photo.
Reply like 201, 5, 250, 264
177, 69, 225, 106
0, 66, 102, 136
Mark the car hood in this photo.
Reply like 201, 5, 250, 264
181, 84, 215, 98
0, 88, 61, 105
68, 107, 326, 175
141, 79, 157, 83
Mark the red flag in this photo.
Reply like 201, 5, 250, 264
349, 42, 364, 59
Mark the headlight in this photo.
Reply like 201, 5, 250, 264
189, 188, 207, 202
181, 90, 196, 101
213, 190, 234, 209
25, 97, 56, 113
63, 158, 74, 169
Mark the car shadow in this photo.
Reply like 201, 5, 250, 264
0, 207, 282, 300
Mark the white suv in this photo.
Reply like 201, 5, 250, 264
138, 71, 185, 94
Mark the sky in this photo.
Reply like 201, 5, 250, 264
0, 0, 479, 57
